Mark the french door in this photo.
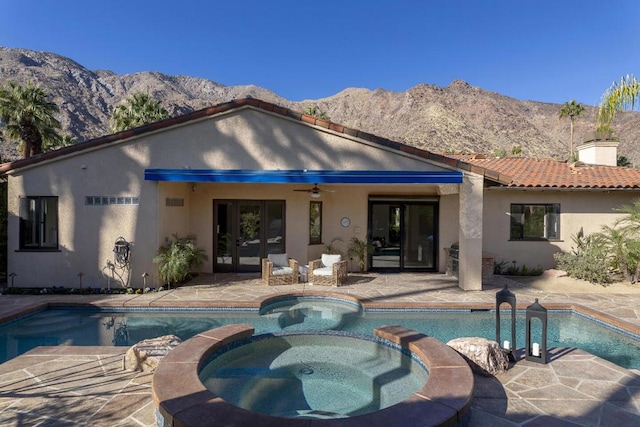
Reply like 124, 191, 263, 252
213, 200, 285, 272
369, 200, 438, 271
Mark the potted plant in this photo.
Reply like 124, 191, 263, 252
153, 234, 207, 287
347, 237, 372, 273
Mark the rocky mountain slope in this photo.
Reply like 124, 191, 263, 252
1, 46, 639, 165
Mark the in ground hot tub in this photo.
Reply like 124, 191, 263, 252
152, 324, 473, 426
259, 294, 363, 331
199, 331, 428, 418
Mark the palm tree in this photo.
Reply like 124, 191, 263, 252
0, 81, 61, 158
110, 92, 169, 133
614, 198, 640, 281
559, 100, 585, 159
593, 225, 634, 282
597, 74, 640, 134
44, 133, 75, 152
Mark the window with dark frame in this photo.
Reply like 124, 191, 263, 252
510, 203, 560, 241
309, 201, 322, 244
19, 196, 59, 250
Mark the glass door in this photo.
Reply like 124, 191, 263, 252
213, 200, 285, 272
370, 204, 401, 269
237, 201, 262, 270
369, 201, 438, 271
214, 201, 234, 270
403, 204, 436, 270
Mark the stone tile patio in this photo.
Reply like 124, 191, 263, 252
1, 273, 640, 426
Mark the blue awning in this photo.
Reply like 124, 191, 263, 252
144, 169, 463, 184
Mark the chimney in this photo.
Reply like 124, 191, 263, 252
576, 133, 619, 166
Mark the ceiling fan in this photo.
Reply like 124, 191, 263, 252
293, 184, 334, 198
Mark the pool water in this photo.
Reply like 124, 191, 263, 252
198, 333, 428, 418
1, 299, 639, 369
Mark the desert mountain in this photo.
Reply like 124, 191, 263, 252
1, 46, 639, 165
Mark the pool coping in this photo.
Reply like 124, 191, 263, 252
151, 324, 474, 427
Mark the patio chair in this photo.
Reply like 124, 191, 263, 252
308, 253, 348, 287
262, 253, 299, 286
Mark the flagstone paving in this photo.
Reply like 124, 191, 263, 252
1, 273, 640, 426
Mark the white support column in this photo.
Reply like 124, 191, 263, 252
458, 173, 484, 291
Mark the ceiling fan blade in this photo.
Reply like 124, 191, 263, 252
293, 185, 336, 193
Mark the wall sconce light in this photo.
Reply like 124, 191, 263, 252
525, 298, 548, 364
496, 284, 517, 362
191, 183, 197, 192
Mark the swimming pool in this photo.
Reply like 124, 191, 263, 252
1, 299, 639, 369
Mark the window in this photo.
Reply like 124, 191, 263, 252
510, 204, 559, 241
19, 197, 59, 250
309, 201, 322, 244
85, 196, 139, 206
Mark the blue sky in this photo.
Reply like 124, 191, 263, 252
1, 1, 639, 106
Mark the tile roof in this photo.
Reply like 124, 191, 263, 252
1, 97, 638, 190
453, 154, 640, 189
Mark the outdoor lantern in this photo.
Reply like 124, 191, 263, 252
525, 298, 548, 364
496, 284, 517, 362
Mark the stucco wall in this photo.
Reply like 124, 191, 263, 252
7, 107, 457, 288
136, 108, 452, 172
438, 194, 460, 272
482, 189, 640, 270
7, 146, 159, 288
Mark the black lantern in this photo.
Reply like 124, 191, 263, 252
525, 298, 548, 364
496, 284, 516, 362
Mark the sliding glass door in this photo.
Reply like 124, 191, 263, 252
369, 200, 438, 271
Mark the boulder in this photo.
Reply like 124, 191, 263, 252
447, 337, 509, 376
123, 335, 182, 372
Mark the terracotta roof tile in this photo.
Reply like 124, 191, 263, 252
453, 155, 640, 189
300, 114, 316, 125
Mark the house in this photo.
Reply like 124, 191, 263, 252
1, 98, 639, 291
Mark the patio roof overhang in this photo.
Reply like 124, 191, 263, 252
144, 169, 464, 184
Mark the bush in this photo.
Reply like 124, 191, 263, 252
494, 260, 509, 274
494, 259, 542, 276
553, 231, 610, 284
153, 234, 207, 285
554, 251, 610, 284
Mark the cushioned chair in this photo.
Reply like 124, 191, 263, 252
308, 253, 348, 287
262, 253, 299, 286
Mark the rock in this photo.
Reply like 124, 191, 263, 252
123, 335, 182, 372
447, 337, 509, 376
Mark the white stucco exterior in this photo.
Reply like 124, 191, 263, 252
4, 105, 477, 289
4, 101, 639, 291
482, 188, 636, 269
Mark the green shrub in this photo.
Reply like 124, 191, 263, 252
553, 231, 610, 284
494, 260, 509, 274
494, 259, 543, 276
554, 251, 610, 284
153, 234, 207, 285
506, 261, 520, 275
